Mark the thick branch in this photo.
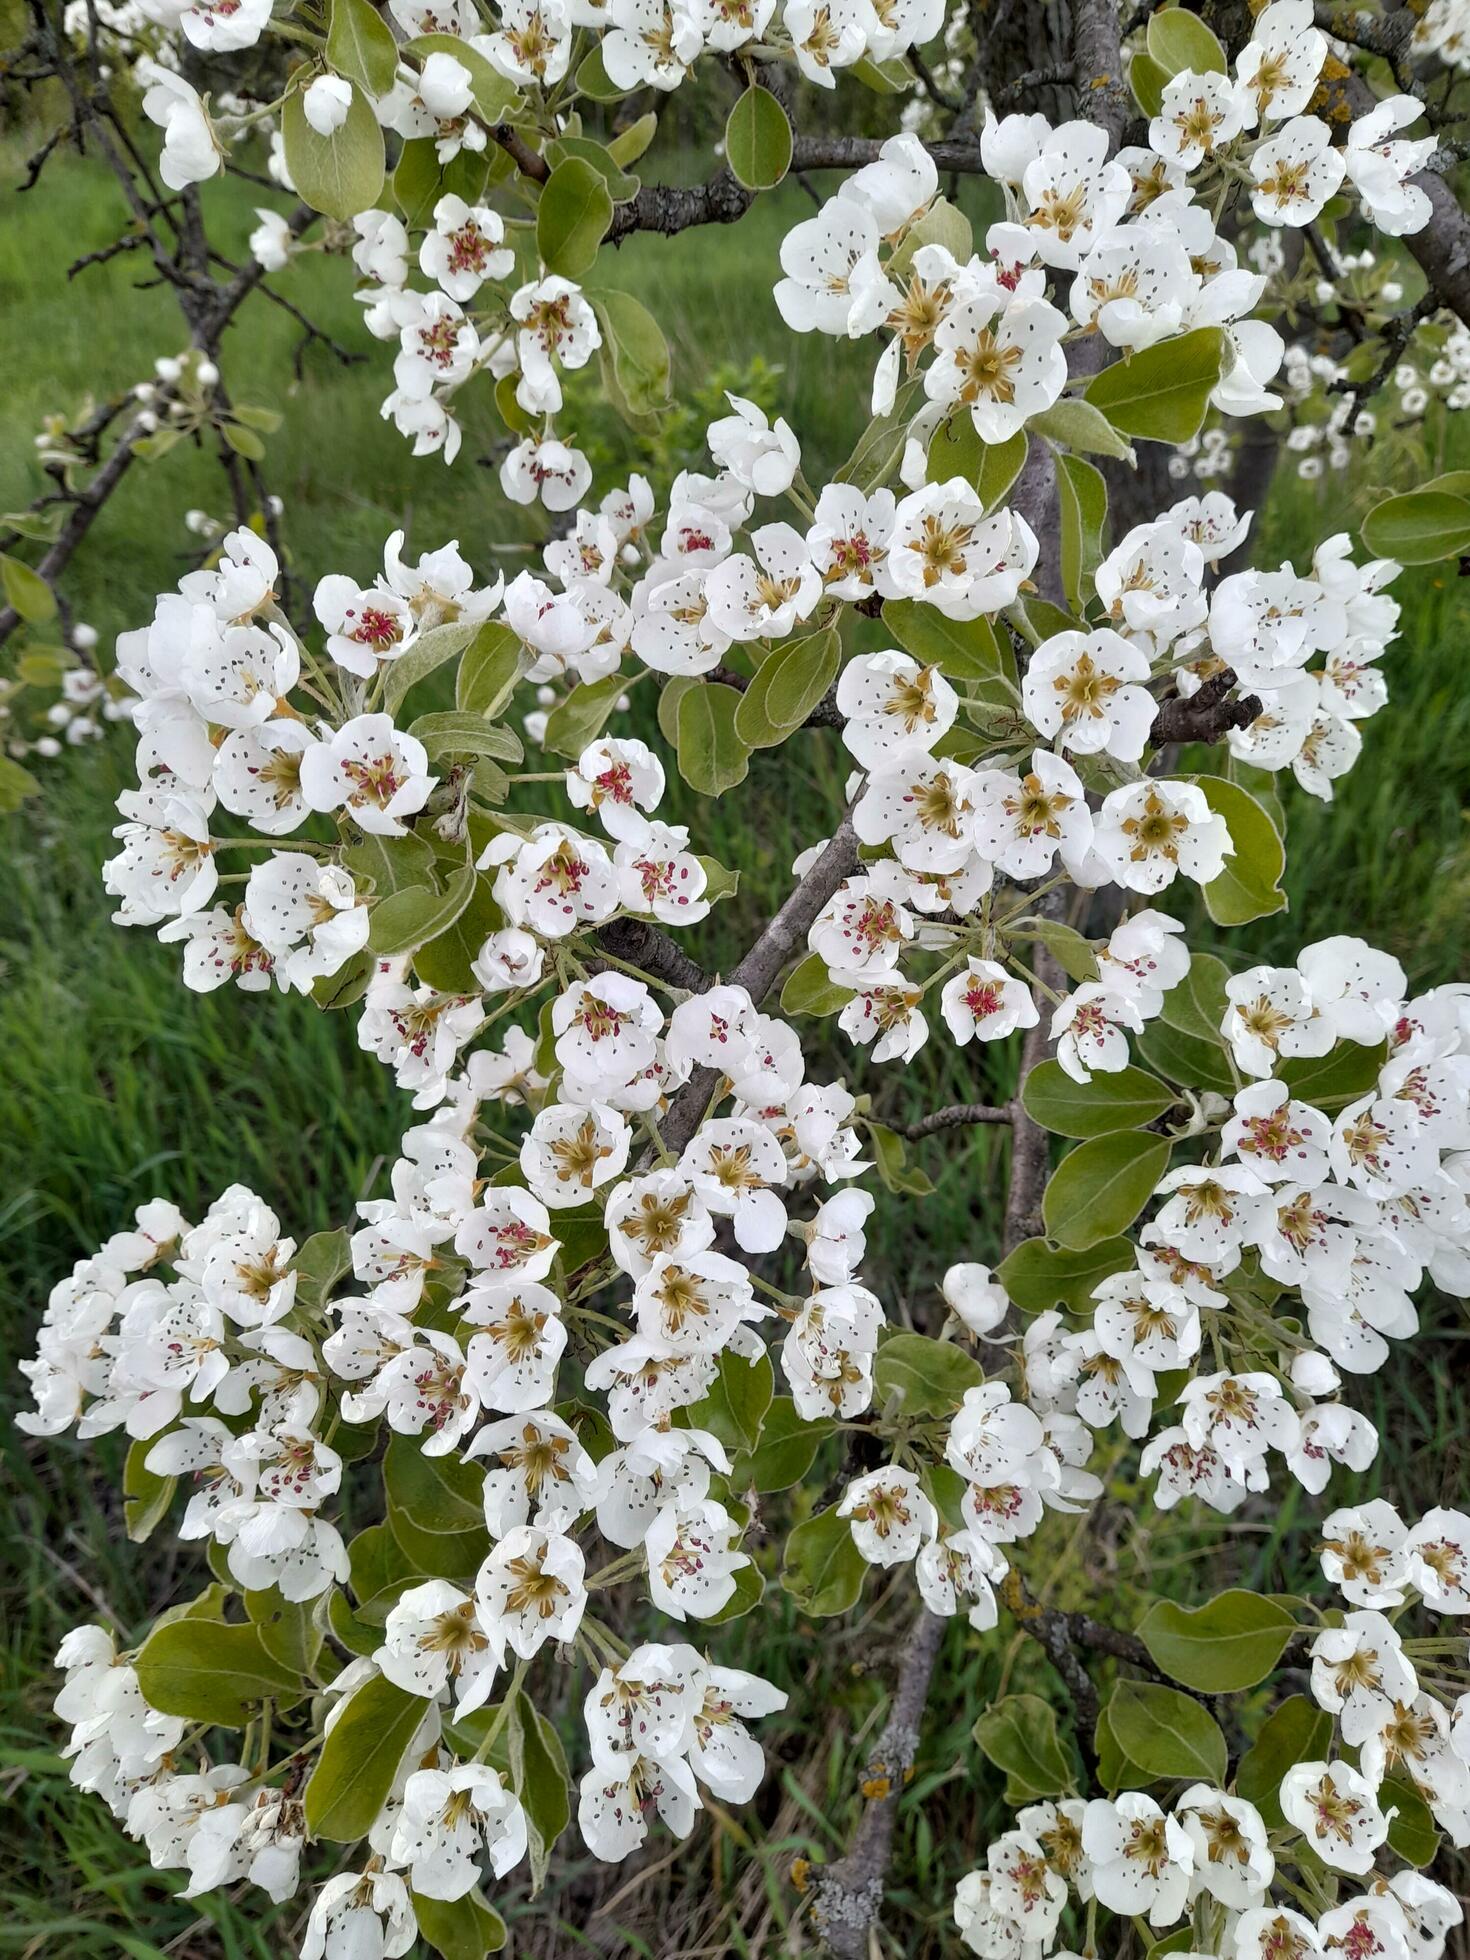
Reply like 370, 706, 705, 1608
489, 121, 550, 185
656, 815, 859, 1156
1070, 0, 1133, 152
592, 916, 707, 994
1000, 1570, 1101, 1772
810, 1609, 948, 1958
893, 1101, 1013, 1140
610, 167, 753, 242
1149, 670, 1262, 747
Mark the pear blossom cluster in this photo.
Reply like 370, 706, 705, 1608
17, 0, 1470, 1939
950, 1497, 1470, 1960
831, 928, 1470, 1567
954, 1790, 1463, 1960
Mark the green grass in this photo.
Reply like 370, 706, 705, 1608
2, 139, 1469, 1953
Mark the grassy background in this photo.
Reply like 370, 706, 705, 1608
2, 140, 1469, 1955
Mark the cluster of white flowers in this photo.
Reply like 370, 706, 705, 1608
21, 0, 1470, 1938
808, 512, 1401, 1085
955, 1795, 1462, 1960
952, 1494, 1470, 1959
1275, 317, 1470, 482
140, 0, 1429, 472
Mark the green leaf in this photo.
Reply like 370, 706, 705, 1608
306, 1673, 427, 1841
779, 951, 854, 1017
607, 111, 657, 167
245, 1586, 325, 1677
0, 553, 56, 623
683, 1350, 774, 1455
883, 599, 1014, 689
545, 133, 639, 202
1383, 1776, 1440, 1867
675, 682, 750, 795
657, 676, 696, 744
1107, 1680, 1227, 1784
1029, 398, 1135, 460
1138, 1017, 1237, 1096
313, 949, 371, 1011
221, 420, 267, 461
543, 672, 626, 758
154, 1581, 235, 1631
1009, 915, 1099, 985
349, 1520, 416, 1606
413, 1891, 509, 1958
342, 829, 439, 897
123, 1437, 174, 1544
16, 646, 71, 686
392, 138, 488, 227
1057, 452, 1108, 615
706, 1560, 765, 1624
1360, 487, 1470, 563
735, 628, 840, 749
282, 81, 385, 222
1129, 46, 1169, 115
873, 1332, 983, 1418
974, 1694, 1077, 1802
1042, 1131, 1171, 1249
996, 1235, 1136, 1313
889, 196, 972, 280
780, 1505, 867, 1617
1161, 952, 1230, 1045
410, 709, 522, 764
327, 0, 399, 96
725, 84, 792, 190
1235, 1696, 1332, 1826
414, 876, 503, 993
384, 1435, 488, 1581
537, 157, 613, 279
327, 1589, 381, 1658
369, 864, 476, 957
402, 35, 520, 124
292, 1227, 353, 1310
836, 377, 923, 491
1196, 776, 1286, 927
592, 290, 673, 419
743, 1398, 834, 1492
230, 403, 283, 433
1137, 1590, 1297, 1691
1085, 328, 1224, 444
457, 622, 526, 717
1146, 6, 1227, 76
507, 1688, 570, 1895
1279, 1039, 1386, 1108
927, 417, 1029, 512
1023, 1060, 1174, 1138
851, 51, 911, 91
1014, 595, 1085, 646
869, 1122, 935, 1197
381, 620, 479, 717
134, 1618, 301, 1727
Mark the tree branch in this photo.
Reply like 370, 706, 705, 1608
892, 1101, 1013, 1140
592, 916, 707, 994
1070, 0, 1133, 153
656, 815, 859, 1156
809, 1608, 948, 1958
1148, 670, 1262, 747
